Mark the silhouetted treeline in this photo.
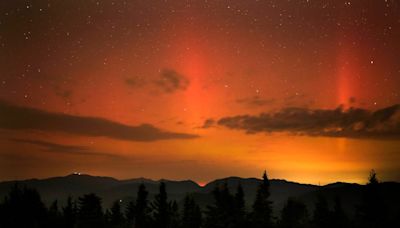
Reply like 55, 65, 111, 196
0, 170, 398, 228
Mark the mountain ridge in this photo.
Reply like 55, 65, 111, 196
1, 173, 398, 216
0, 173, 368, 188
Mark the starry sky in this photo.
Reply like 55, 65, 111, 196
1, 0, 400, 184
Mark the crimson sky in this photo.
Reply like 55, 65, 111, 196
1, 0, 399, 184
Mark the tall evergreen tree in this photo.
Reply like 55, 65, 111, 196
279, 198, 309, 228
368, 170, 378, 185
234, 184, 247, 228
48, 200, 63, 227
49, 200, 60, 214
312, 194, 331, 228
152, 182, 170, 228
76, 193, 105, 228
169, 200, 181, 228
251, 171, 273, 228
331, 196, 349, 228
356, 169, 387, 228
204, 183, 235, 228
125, 200, 135, 227
62, 196, 77, 228
182, 195, 202, 228
235, 184, 245, 215
0, 200, 3, 227
0, 184, 47, 228
135, 184, 151, 228
109, 200, 125, 228
104, 209, 112, 227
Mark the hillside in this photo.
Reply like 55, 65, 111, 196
1, 173, 399, 217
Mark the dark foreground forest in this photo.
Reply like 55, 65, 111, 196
0, 170, 398, 228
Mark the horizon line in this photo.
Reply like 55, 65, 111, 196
0, 172, 391, 187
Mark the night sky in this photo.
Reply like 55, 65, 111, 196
1, 0, 399, 184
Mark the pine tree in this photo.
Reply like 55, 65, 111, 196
152, 182, 170, 228
0, 200, 3, 227
135, 184, 150, 228
312, 194, 331, 228
356, 169, 387, 228
182, 195, 202, 228
76, 193, 105, 228
235, 184, 245, 214
279, 198, 309, 228
251, 171, 273, 228
109, 200, 125, 228
0, 184, 47, 228
204, 183, 235, 228
48, 200, 62, 227
368, 169, 378, 185
331, 196, 349, 228
104, 209, 112, 226
62, 196, 77, 228
234, 184, 247, 228
169, 200, 181, 228
125, 200, 135, 227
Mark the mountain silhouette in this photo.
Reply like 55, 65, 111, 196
0, 173, 399, 216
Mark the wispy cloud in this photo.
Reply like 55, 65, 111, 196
154, 69, 190, 93
236, 96, 275, 107
0, 100, 198, 142
8, 138, 119, 157
202, 119, 215, 129
124, 76, 146, 88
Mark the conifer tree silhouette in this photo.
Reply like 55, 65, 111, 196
2, 169, 399, 228
151, 182, 170, 228
134, 183, 151, 228
234, 184, 247, 228
312, 194, 331, 228
356, 169, 387, 228
76, 193, 105, 228
48, 200, 63, 227
204, 183, 236, 228
279, 198, 309, 228
109, 200, 125, 228
182, 194, 202, 228
62, 196, 77, 228
0, 184, 47, 228
331, 196, 349, 228
251, 171, 273, 228
125, 200, 135, 227
169, 200, 181, 228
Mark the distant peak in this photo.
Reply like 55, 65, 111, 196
66, 172, 90, 177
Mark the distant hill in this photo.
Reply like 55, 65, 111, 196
1, 174, 399, 217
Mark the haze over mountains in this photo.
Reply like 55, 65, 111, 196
1, 173, 399, 217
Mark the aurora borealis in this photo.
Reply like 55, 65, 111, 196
1, 0, 399, 184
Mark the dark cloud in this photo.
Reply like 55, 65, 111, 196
124, 76, 146, 88
8, 138, 119, 157
155, 69, 189, 93
202, 119, 215, 129
236, 96, 275, 107
212, 105, 400, 139
9, 138, 87, 152
0, 101, 198, 141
